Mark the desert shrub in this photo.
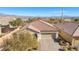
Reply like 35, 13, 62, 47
4, 30, 38, 51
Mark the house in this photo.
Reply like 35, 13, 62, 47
0, 24, 9, 34
0, 17, 14, 34
25, 20, 60, 50
27, 20, 59, 41
55, 22, 79, 47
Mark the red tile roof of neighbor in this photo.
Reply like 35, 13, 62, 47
27, 20, 59, 32
55, 22, 79, 37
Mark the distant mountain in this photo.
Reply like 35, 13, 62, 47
0, 13, 33, 19
0, 13, 79, 19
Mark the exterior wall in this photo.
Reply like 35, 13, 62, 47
73, 26, 79, 37
72, 38, 79, 47
50, 32, 58, 40
27, 29, 40, 41
37, 33, 41, 41
55, 32, 58, 39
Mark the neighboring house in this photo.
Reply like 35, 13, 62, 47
0, 17, 14, 34
0, 17, 13, 25
0, 24, 9, 34
56, 22, 79, 47
2, 26, 15, 33
0, 24, 15, 34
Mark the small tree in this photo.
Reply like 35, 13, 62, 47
74, 19, 79, 22
9, 18, 24, 27
4, 30, 38, 51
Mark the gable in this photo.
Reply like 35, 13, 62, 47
73, 26, 79, 37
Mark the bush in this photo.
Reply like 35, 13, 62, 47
4, 30, 38, 51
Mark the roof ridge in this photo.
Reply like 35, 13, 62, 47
39, 20, 56, 28
28, 25, 40, 32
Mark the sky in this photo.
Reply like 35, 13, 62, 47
0, 7, 79, 17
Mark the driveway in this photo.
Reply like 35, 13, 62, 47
38, 38, 60, 51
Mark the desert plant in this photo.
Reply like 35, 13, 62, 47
9, 18, 24, 27
4, 30, 38, 51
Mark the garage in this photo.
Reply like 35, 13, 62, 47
38, 32, 59, 51
41, 33, 53, 39
27, 20, 60, 51
39, 33, 54, 51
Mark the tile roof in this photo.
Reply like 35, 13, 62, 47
55, 22, 79, 37
27, 20, 59, 32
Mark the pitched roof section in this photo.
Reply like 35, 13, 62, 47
56, 22, 79, 37
27, 20, 59, 32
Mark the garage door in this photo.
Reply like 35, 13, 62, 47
41, 34, 52, 39
38, 34, 54, 51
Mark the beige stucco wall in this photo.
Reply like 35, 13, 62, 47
72, 38, 79, 47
